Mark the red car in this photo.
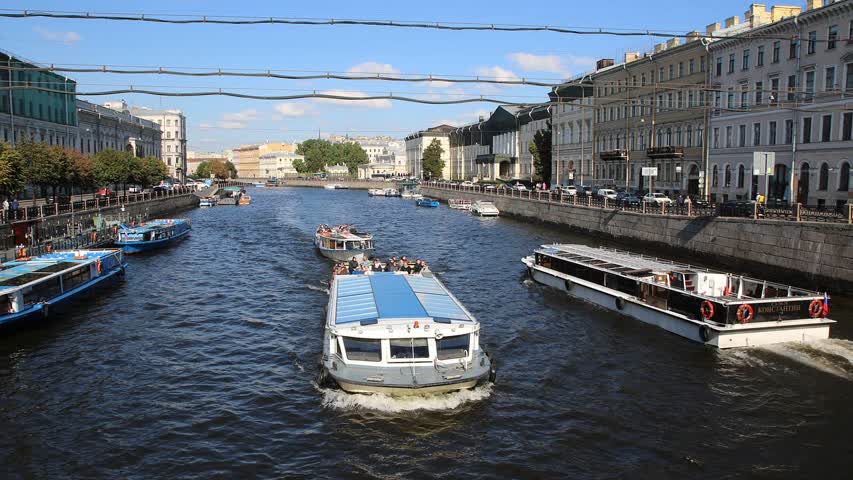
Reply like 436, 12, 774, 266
96, 188, 116, 198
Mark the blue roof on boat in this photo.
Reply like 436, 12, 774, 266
0, 251, 115, 291
121, 219, 188, 233
334, 273, 473, 324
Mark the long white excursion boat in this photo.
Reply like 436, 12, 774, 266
471, 200, 500, 217
319, 268, 496, 395
522, 244, 834, 349
314, 224, 375, 262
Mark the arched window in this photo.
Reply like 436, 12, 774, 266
819, 163, 829, 190
724, 165, 732, 187
737, 164, 745, 188
666, 128, 672, 146
839, 162, 850, 191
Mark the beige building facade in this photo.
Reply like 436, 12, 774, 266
405, 125, 453, 179
129, 105, 187, 180
233, 144, 261, 179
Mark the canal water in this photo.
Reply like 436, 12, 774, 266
1, 187, 851, 479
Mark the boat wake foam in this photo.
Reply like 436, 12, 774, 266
755, 339, 853, 381
319, 384, 492, 413
305, 284, 330, 294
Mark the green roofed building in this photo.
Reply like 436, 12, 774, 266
0, 48, 78, 146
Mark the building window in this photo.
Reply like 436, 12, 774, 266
843, 112, 852, 141
676, 127, 682, 145
724, 165, 732, 187
839, 162, 850, 191
757, 45, 765, 66
742, 49, 750, 70
728, 53, 735, 73
822, 114, 832, 142
808, 31, 817, 54
669, 64, 674, 80
686, 125, 693, 147
789, 38, 799, 59
678, 62, 684, 77
785, 119, 794, 144
737, 165, 745, 188
713, 127, 720, 149
700, 56, 706, 72
772, 41, 780, 63
716, 57, 723, 76
727, 88, 735, 109
725, 126, 733, 148
659, 67, 664, 82
825, 66, 837, 92
712, 165, 719, 187
666, 128, 672, 146
753, 123, 761, 146
755, 81, 763, 104
740, 84, 749, 109
828, 25, 838, 50
819, 163, 829, 190
738, 125, 746, 147
846, 63, 853, 91
787, 75, 797, 101
804, 70, 816, 100
769, 121, 777, 145
803, 117, 812, 144
697, 126, 703, 147
689, 59, 695, 75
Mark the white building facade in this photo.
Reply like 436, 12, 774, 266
405, 125, 453, 179
708, 0, 853, 208
259, 151, 303, 178
129, 106, 188, 181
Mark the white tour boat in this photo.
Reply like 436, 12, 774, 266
522, 244, 834, 348
448, 199, 472, 211
367, 189, 385, 197
319, 268, 496, 395
471, 201, 500, 217
315, 224, 375, 262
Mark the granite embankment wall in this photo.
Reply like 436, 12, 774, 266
422, 187, 853, 291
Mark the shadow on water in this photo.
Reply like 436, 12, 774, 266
0, 186, 851, 480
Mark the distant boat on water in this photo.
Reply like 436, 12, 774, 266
115, 219, 191, 254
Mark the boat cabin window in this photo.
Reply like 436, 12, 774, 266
436, 334, 470, 360
342, 337, 381, 362
62, 266, 90, 291
0, 294, 11, 314
23, 278, 62, 306
390, 338, 429, 360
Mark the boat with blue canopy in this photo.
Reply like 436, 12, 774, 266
319, 268, 495, 395
416, 197, 440, 208
115, 219, 191, 254
0, 249, 127, 329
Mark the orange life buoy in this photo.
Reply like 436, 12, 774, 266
700, 301, 715, 320
736, 304, 754, 323
96, 260, 102, 274
808, 299, 824, 318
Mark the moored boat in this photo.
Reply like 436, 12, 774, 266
115, 219, 191, 254
368, 188, 385, 197
416, 197, 440, 208
199, 197, 217, 207
471, 200, 499, 216
239, 194, 253, 205
314, 224, 375, 262
383, 188, 400, 197
0, 249, 127, 329
324, 184, 339, 190
448, 199, 472, 210
522, 244, 834, 348
319, 267, 495, 395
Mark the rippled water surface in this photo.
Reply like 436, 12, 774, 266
2, 187, 852, 479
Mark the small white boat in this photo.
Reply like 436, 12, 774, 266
368, 189, 385, 197
199, 197, 217, 207
324, 184, 339, 190
383, 188, 400, 197
522, 244, 834, 349
471, 201, 499, 217
448, 199, 472, 210
314, 224, 375, 262
319, 268, 496, 395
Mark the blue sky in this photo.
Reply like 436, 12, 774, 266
2, 0, 756, 151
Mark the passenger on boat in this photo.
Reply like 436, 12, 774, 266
371, 258, 383, 272
348, 257, 359, 273
386, 257, 398, 272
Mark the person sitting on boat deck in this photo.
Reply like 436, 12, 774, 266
348, 257, 359, 273
385, 257, 398, 272
399, 256, 409, 273
371, 258, 383, 272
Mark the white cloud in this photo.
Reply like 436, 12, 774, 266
346, 62, 401, 75
34, 26, 81, 45
274, 103, 313, 117
314, 90, 392, 109
507, 52, 596, 79
433, 109, 492, 127
218, 121, 245, 130
427, 80, 454, 88
473, 66, 520, 82
198, 123, 213, 128
222, 109, 258, 122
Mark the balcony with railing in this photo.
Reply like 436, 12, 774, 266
646, 146, 684, 159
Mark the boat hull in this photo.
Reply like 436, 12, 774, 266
526, 262, 831, 348
316, 247, 373, 262
116, 229, 190, 254
0, 262, 127, 330
329, 372, 486, 395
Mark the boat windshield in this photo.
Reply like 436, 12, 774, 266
436, 334, 470, 360
389, 338, 429, 360
342, 337, 381, 362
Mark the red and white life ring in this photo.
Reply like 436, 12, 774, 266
700, 301, 715, 320
736, 304, 754, 324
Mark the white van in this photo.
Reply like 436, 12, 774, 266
596, 189, 617, 199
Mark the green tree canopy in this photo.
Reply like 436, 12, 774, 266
67, 148, 94, 190
140, 156, 168, 187
225, 160, 238, 179
292, 158, 306, 173
334, 142, 369, 175
296, 138, 336, 173
195, 161, 211, 179
0, 142, 25, 196
93, 149, 136, 187
529, 123, 552, 184
18, 142, 70, 196
422, 138, 445, 179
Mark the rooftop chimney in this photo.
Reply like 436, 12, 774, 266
686, 31, 702, 42
666, 38, 681, 49
624, 52, 640, 63
771, 5, 802, 21
725, 15, 741, 28
706, 22, 721, 36
744, 4, 771, 27
596, 58, 615, 70
654, 43, 667, 53
805, 0, 822, 11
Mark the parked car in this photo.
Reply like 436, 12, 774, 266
128, 185, 142, 194
596, 189, 618, 200
620, 194, 643, 207
643, 192, 673, 205
483, 184, 496, 191
45, 193, 72, 204
461, 181, 474, 187
718, 200, 763, 217
510, 182, 528, 191
560, 185, 578, 196
152, 185, 169, 193
96, 188, 116, 198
